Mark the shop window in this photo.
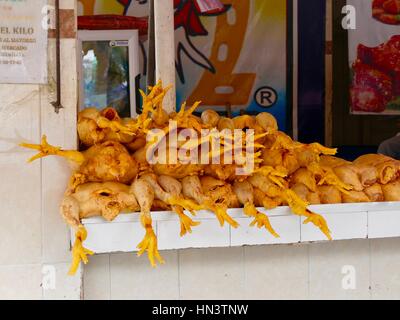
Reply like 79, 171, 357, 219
77, 30, 140, 117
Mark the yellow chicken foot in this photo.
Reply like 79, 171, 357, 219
68, 225, 94, 276
307, 163, 352, 194
96, 117, 136, 137
303, 209, 332, 240
138, 90, 156, 118
20, 135, 85, 164
318, 173, 353, 194
137, 215, 164, 267
172, 101, 204, 132
255, 166, 288, 188
207, 202, 239, 228
284, 189, 332, 240
244, 203, 279, 238
167, 196, 203, 214
172, 206, 201, 237
270, 134, 297, 150
151, 84, 172, 107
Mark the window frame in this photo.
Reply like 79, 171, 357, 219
77, 29, 140, 117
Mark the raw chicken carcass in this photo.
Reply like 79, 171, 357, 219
20, 136, 139, 188
252, 187, 282, 209
60, 181, 140, 274
181, 176, 238, 228
341, 191, 370, 203
61, 182, 139, 224
318, 185, 342, 204
200, 176, 240, 209
333, 165, 364, 192
354, 154, 399, 184
201, 109, 220, 128
77, 107, 137, 147
382, 180, 400, 201
319, 155, 351, 168
364, 184, 384, 202
291, 183, 320, 205
290, 168, 317, 192
141, 173, 201, 236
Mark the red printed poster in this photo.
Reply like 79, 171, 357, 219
348, 0, 400, 115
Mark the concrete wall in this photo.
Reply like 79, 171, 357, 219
0, 0, 81, 299
83, 238, 400, 300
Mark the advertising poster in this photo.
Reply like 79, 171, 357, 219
348, 0, 400, 115
78, 0, 290, 131
0, 0, 48, 84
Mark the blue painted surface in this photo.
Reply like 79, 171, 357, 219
298, 0, 326, 144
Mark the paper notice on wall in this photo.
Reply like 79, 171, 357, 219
348, 0, 400, 115
0, 0, 47, 84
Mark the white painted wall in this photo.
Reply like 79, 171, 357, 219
83, 238, 400, 300
0, 0, 81, 300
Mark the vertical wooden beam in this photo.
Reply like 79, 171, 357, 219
325, 0, 333, 147
154, 0, 176, 113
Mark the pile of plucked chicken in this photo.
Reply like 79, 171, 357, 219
20, 82, 400, 274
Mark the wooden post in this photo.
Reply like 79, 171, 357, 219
154, 0, 176, 113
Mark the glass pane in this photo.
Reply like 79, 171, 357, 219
82, 40, 131, 118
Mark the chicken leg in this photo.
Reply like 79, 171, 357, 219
182, 176, 239, 228
131, 178, 164, 267
20, 135, 84, 165
141, 173, 201, 236
60, 196, 94, 275
284, 189, 332, 240
233, 180, 279, 237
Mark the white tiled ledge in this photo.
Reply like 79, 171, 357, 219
79, 202, 400, 254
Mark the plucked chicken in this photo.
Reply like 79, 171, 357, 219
20, 81, 400, 274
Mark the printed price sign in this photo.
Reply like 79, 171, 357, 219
0, 0, 47, 84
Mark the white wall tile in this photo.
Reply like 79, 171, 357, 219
301, 212, 367, 242
110, 251, 179, 300
369, 211, 400, 239
244, 244, 308, 300
41, 156, 73, 263
0, 9, 81, 300
0, 84, 40, 152
0, 264, 42, 300
40, 37, 78, 263
158, 219, 230, 250
179, 247, 245, 300
370, 238, 400, 300
84, 221, 146, 254
0, 154, 42, 265
309, 240, 370, 300
43, 263, 81, 300
83, 254, 111, 300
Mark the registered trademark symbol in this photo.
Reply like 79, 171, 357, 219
254, 86, 278, 108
